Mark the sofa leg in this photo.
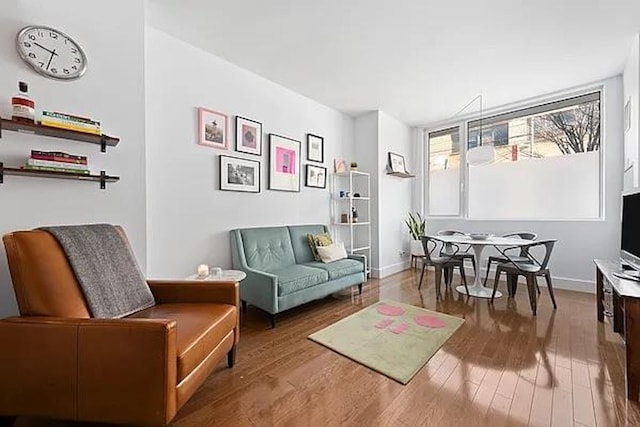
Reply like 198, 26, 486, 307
358, 283, 363, 295
0, 417, 15, 427
270, 314, 277, 329
227, 345, 236, 368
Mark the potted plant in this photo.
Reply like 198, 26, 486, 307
405, 212, 426, 257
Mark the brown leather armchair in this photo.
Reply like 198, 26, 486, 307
0, 229, 240, 426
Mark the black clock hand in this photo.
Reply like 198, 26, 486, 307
34, 42, 57, 55
45, 50, 56, 70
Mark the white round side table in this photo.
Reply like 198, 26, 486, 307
185, 269, 247, 282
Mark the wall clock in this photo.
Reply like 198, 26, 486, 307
16, 25, 87, 81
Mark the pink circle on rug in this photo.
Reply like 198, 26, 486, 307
414, 315, 446, 328
376, 304, 405, 316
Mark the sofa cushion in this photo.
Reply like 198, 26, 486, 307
130, 303, 236, 382
287, 224, 327, 263
305, 258, 364, 280
273, 265, 329, 296
240, 227, 296, 272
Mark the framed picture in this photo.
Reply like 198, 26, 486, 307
625, 98, 632, 134
334, 158, 347, 173
269, 134, 301, 192
235, 116, 263, 155
220, 155, 260, 193
305, 164, 327, 188
388, 152, 406, 173
307, 133, 324, 163
198, 107, 228, 149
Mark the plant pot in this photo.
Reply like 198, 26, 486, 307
410, 239, 425, 257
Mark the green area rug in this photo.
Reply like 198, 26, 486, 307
308, 300, 464, 384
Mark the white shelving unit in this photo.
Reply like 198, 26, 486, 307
330, 170, 371, 276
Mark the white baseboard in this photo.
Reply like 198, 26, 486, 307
417, 264, 595, 294
372, 260, 411, 279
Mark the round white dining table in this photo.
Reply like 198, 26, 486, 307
427, 235, 534, 299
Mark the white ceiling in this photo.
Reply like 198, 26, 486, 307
148, 0, 640, 126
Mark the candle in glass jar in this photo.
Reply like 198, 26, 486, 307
197, 264, 209, 277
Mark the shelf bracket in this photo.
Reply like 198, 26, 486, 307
100, 170, 106, 190
0, 162, 3, 184
100, 136, 107, 153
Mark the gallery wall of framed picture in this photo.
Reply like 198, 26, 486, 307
197, 105, 329, 193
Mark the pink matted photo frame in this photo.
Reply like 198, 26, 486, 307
198, 107, 229, 149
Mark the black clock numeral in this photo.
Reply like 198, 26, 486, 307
28, 52, 36, 59
71, 48, 78, 54
37, 30, 43, 37
74, 58, 81, 63
23, 41, 31, 48
72, 65, 78, 70
49, 32, 58, 39
28, 34, 35, 41
63, 69, 70, 74
38, 62, 45, 68
50, 68, 58, 74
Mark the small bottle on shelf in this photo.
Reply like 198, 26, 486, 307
11, 81, 35, 124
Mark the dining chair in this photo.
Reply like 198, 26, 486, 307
491, 239, 558, 316
482, 232, 538, 287
419, 236, 469, 295
437, 229, 475, 284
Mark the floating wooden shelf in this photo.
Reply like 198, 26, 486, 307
0, 163, 119, 190
0, 118, 120, 152
386, 171, 416, 178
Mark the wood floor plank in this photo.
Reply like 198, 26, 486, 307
11, 268, 640, 427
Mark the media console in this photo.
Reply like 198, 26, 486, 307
595, 259, 640, 401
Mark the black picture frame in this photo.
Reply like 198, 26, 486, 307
305, 164, 327, 189
306, 133, 324, 163
235, 116, 263, 156
388, 152, 407, 173
268, 133, 301, 192
219, 155, 261, 193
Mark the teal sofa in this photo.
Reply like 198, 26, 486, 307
230, 225, 366, 327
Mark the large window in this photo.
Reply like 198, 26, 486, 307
426, 91, 602, 220
428, 126, 461, 215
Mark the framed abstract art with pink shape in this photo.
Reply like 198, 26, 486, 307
269, 133, 300, 192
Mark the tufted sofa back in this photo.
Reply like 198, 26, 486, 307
230, 224, 329, 272
236, 227, 297, 272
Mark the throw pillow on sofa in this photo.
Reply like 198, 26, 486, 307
308, 233, 333, 261
317, 242, 348, 263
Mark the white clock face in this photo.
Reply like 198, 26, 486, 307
16, 26, 87, 80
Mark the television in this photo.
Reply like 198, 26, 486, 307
621, 192, 640, 272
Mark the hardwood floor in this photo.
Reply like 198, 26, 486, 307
14, 268, 640, 426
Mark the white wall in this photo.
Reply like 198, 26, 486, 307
353, 110, 413, 278
377, 111, 413, 277
624, 34, 640, 191
145, 28, 355, 277
424, 77, 624, 292
0, 0, 147, 316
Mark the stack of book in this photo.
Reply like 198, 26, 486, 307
24, 150, 89, 175
40, 111, 101, 135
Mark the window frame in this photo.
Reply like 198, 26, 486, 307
423, 84, 606, 222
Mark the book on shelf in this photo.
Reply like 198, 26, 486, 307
27, 158, 88, 171
40, 111, 102, 135
31, 150, 88, 165
23, 165, 90, 175
42, 111, 100, 127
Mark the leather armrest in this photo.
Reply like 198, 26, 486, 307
148, 280, 239, 306
0, 316, 178, 425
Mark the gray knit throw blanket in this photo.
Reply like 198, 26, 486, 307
41, 224, 155, 318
